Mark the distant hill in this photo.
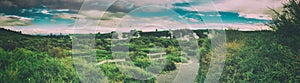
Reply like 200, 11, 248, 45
0, 28, 23, 36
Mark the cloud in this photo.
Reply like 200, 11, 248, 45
178, 0, 284, 20
1, 0, 279, 34
127, 0, 184, 6
0, 16, 32, 26
0, 0, 84, 10
222, 0, 281, 12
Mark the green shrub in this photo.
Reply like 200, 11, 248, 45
0, 48, 79, 83
163, 60, 176, 71
166, 55, 188, 63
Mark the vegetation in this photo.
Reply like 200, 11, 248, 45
196, 31, 299, 82
0, 28, 199, 82
0, 48, 79, 83
269, 0, 300, 51
0, 28, 79, 82
197, 0, 300, 82
0, 0, 299, 82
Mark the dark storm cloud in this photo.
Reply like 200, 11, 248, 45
106, 0, 137, 13
172, 2, 193, 7
0, 0, 138, 13
0, 0, 84, 10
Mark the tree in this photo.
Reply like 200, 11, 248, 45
269, 0, 300, 50
270, 0, 300, 34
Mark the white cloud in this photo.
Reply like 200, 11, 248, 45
127, 0, 186, 6
214, 0, 283, 13
178, 0, 284, 20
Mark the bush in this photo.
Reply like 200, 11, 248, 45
0, 48, 79, 82
196, 31, 299, 82
166, 55, 188, 63
163, 60, 176, 71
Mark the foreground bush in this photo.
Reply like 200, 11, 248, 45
0, 48, 79, 82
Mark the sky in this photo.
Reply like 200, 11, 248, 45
0, 0, 284, 34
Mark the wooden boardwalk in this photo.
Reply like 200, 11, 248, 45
95, 52, 166, 65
